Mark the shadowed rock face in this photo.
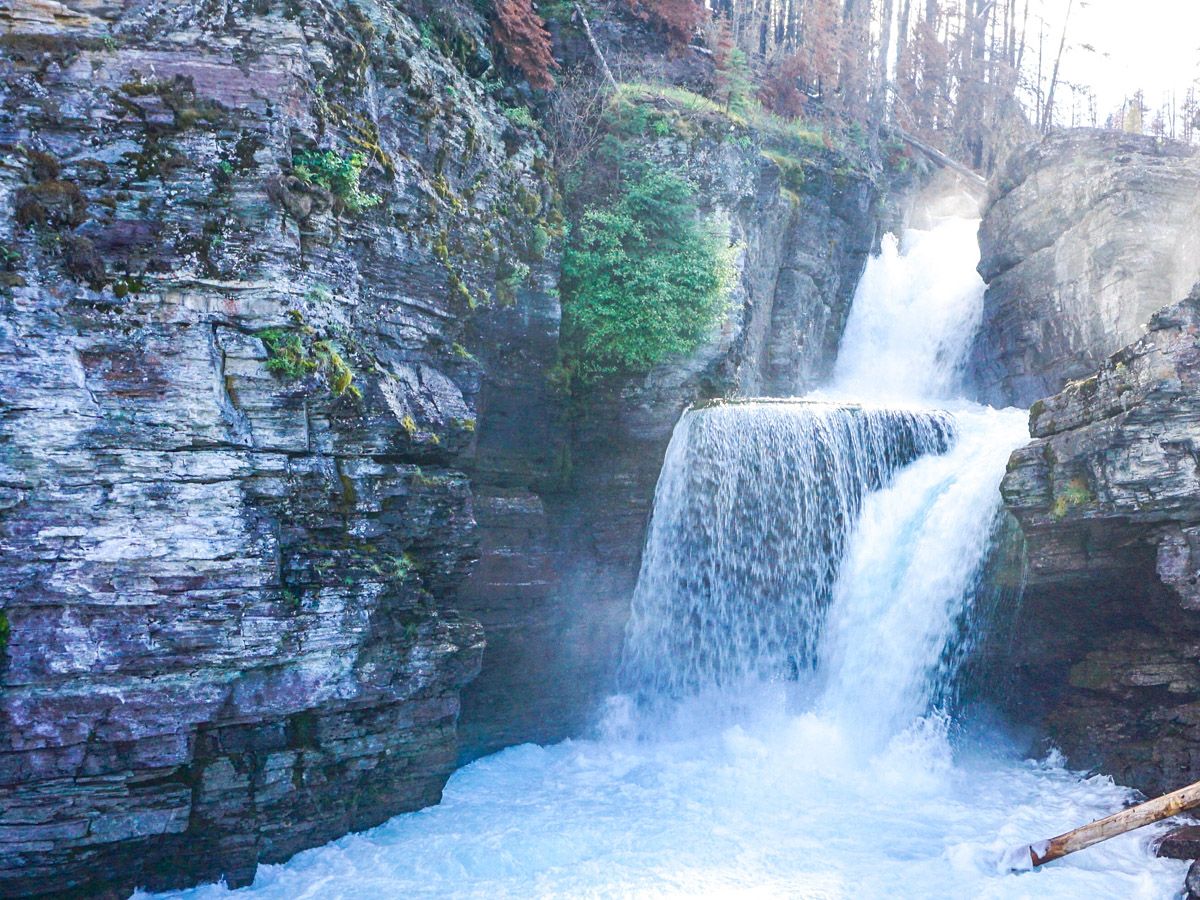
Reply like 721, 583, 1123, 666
0, 0, 562, 894
969, 130, 1200, 408
997, 288, 1200, 795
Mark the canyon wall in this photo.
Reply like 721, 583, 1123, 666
969, 130, 1200, 407
0, 1, 547, 894
972, 129, 1200, 796
0, 1, 901, 894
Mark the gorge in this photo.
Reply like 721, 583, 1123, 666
5, 1, 1200, 898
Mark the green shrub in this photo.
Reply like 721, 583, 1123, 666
561, 166, 733, 381
291, 149, 381, 213
503, 105, 537, 129
260, 327, 362, 399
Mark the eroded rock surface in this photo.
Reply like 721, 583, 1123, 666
969, 130, 1200, 407
998, 288, 1200, 795
0, 1, 561, 893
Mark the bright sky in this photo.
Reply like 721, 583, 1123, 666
1039, 0, 1200, 114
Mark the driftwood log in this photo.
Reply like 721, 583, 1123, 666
1022, 778, 1200, 867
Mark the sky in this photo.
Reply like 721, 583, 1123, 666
1039, 0, 1200, 115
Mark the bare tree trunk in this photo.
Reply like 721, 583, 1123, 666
1022, 777, 1200, 867
875, 0, 898, 124
1041, 0, 1073, 133
573, 3, 617, 90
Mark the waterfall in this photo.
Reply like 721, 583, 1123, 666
152, 208, 1187, 900
620, 213, 1026, 739
619, 402, 955, 702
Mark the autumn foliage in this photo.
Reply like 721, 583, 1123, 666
758, 53, 809, 119
626, 0, 708, 53
492, 0, 558, 90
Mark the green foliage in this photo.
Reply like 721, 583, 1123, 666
1052, 478, 1093, 519
291, 149, 382, 213
504, 105, 537, 129
561, 166, 733, 381
763, 150, 807, 193
260, 327, 362, 399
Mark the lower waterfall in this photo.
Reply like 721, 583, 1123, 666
148, 213, 1187, 898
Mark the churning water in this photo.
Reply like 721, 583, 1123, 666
147, 213, 1188, 898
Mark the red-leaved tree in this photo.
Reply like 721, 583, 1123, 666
626, 0, 708, 54
492, 0, 558, 90
759, 53, 808, 119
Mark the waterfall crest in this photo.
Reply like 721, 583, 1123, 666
619, 402, 955, 702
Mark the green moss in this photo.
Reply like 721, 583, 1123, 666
0, 610, 8, 658
260, 328, 362, 399
291, 149, 381, 213
401, 414, 418, 436
763, 150, 807, 194
504, 105, 537, 129
1052, 477, 1094, 519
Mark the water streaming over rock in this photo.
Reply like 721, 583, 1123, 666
149, 210, 1188, 900
619, 402, 954, 702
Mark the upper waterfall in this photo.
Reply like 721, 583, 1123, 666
830, 215, 987, 401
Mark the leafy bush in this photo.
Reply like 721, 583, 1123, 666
291, 149, 381, 213
504, 105, 537, 129
260, 327, 362, 400
561, 166, 733, 381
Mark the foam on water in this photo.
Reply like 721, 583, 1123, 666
142, 209, 1188, 898
145, 700, 1183, 900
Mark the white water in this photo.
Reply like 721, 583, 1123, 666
145, 213, 1187, 898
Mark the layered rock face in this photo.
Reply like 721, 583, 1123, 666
0, 2, 903, 894
969, 130, 1200, 407
0, 1, 558, 894
967, 130, 1200, 796
455, 104, 887, 758
999, 289, 1200, 795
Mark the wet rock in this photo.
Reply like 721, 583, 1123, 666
994, 286, 1200, 797
1156, 825, 1200, 860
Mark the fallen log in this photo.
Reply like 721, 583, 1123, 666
1019, 778, 1200, 867
894, 129, 987, 190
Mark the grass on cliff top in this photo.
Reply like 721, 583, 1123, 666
609, 81, 866, 188
613, 81, 827, 150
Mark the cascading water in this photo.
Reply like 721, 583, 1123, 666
148, 208, 1187, 899
619, 402, 954, 702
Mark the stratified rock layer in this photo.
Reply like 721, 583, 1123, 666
999, 287, 1200, 795
0, 1, 560, 894
970, 130, 1200, 407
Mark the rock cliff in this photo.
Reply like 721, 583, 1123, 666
999, 288, 1200, 795
0, 2, 903, 895
969, 130, 1200, 407
0, 0, 555, 894
966, 129, 1200, 797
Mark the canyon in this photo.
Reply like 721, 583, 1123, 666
3, 1, 1200, 897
